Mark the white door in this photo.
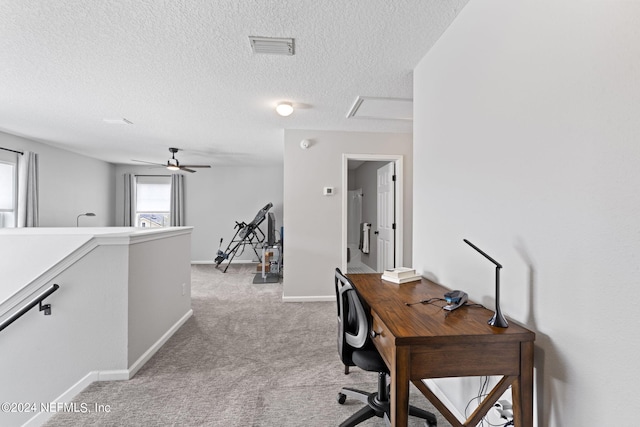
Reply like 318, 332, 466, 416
377, 162, 395, 271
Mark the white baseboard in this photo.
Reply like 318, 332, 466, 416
421, 379, 465, 423
23, 371, 98, 427
127, 309, 193, 378
282, 295, 335, 302
22, 310, 193, 427
98, 370, 130, 381
191, 260, 258, 265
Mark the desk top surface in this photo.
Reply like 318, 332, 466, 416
348, 273, 535, 345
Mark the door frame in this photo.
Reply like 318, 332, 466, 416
341, 153, 404, 273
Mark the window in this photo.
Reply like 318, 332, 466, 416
0, 160, 16, 228
135, 176, 171, 227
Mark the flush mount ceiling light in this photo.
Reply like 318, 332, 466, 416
276, 102, 294, 117
249, 36, 295, 56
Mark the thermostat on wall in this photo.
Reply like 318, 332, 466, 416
323, 187, 334, 196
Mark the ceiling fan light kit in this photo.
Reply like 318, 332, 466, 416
132, 148, 211, 173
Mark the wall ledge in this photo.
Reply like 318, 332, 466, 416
0, 227, 193, 321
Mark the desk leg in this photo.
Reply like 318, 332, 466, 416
391, 346, 410, 427
512, 341, 534, 427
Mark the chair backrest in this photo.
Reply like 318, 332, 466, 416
335, 268, 370, 366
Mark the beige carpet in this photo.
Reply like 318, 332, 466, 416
44, 264, 451, 426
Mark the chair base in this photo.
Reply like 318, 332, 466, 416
337, 386, 437, 427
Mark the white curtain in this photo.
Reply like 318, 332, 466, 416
170, 174, 185, 226
123, 173, 136, 226
17, 151, 38, 227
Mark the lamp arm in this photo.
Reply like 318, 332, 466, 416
464, 239, 502, 268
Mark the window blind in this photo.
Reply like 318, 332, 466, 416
136, 176, 170, 212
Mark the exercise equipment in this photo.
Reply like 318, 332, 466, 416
214, 203, 273, 273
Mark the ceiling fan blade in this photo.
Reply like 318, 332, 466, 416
179, 164, 211, 168
179, 167, 197, 173
132, 159, 165, 166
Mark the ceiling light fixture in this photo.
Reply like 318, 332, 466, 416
276, 102, 294, 117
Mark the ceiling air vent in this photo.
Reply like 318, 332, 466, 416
249, 36, 295, 56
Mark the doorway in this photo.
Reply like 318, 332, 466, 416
342, 154, 403, 273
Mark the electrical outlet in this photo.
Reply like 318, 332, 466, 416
493, 406, 513, 420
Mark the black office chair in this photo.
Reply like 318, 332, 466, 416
334, 268, 437, 427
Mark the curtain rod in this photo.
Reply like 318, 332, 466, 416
134, 174, 172, 177
0, 147, 24, 155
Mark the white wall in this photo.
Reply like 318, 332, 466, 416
0, 244, 129, 427
283, 130, 412, 299
128, 231, 192, 365
0, 227, 193, 427
0, 131, 115, 227
114, 164, 283, 262
413, 1, 640, 426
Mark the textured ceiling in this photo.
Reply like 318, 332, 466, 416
0, 0, 468, 166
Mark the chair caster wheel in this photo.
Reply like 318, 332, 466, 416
337, 393, 347, 404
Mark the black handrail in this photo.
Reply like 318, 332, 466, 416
0, 284, 59, 332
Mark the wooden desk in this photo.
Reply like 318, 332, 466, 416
347, 273, 535, 427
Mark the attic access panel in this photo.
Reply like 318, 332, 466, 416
346, 96, 413, 121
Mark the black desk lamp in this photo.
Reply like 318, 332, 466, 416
464, 239, 508, 328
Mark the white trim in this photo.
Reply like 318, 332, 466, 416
0, 227, 194, 320
0, 239, 97, 320
128, 309, 193, 378
128, 227, 193, 245
98, 370, 130, 381
282, 295, 334, 303
21, 310, 193, 427
191, 260, 258, 265
341, 154, 404, 273
23, 371, 98, 427
22, 370, 129, 427
421, 379, 466, 423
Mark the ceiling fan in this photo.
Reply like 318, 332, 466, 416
133, 148, 211, 173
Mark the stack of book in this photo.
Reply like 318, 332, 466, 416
381, 267, 422, 284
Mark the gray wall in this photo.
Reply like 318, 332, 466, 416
0, 131, 115, 227
283, 129, 412, 299
114, 164, 283, 262
413, 0, 640, 425
351, 161, 390, 271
